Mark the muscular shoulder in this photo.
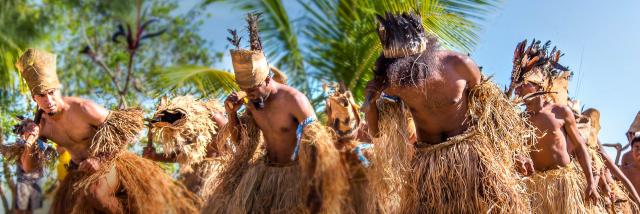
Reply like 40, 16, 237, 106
438, 51, 481, 86
278, 85, 308, 104
65, 97, 109, 126
551, 104, 574, 119
277, 84, 315, 120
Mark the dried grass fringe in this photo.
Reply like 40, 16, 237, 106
525, 162, 592, 214
203, 113, 263, 213
181, 157, 226, 198
607, 180, 640, 214
51, 152, 201, 214
402, 130, 530, 214
400, 80, 534, 214
338, 140, 380, 214
368, 99, 413, 213
90, 108, 144, 159
203, 115, 347, 213
152, 96, 224, 173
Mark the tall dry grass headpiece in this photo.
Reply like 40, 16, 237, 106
15, 49, 60, 94
228, 13, 270, 89
376, 12, 428, 58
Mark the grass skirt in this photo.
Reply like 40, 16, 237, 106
51, 152, 200, 214
338, 140, 379, 213
401, 130, 530, 214
203, 115, 347, 213
368, 99, 413, 213
606, 180, 640, 214
399, 80, 533, 214
525, 162, 594, 214
181, 157, 226, 199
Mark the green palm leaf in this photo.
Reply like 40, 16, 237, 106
299, 0, 500, 102
149, 65, 238, 98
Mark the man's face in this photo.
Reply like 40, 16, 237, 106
241, 78, 271, 110
632, 141, 640, 162
32, 89, 62, 114
515, 82, 540, 97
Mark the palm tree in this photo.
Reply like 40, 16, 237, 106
0, 0, 52, 94
152, 0, 500, 106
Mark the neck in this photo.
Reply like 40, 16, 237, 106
264, 82, 278, 101
524, 95, 545, 113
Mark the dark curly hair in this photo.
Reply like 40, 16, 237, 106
374, 35, 439, 88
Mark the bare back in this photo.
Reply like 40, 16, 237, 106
39, 97, 109, 163
528, 103, 575, 171
386, 51, 480, 144
248, 83, 315, 164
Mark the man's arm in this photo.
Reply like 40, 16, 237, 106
207, 112, 229, 157
364, 80, 382, 138
291, 91, 316, 123
20, 140, 40, 173
598, 141, 640, 203
563, 106, 598, 201
19, 121, 41, 173
224, 92, 245, 145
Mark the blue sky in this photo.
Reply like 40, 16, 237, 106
188, 0, 640, 157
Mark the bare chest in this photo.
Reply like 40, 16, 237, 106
40, 115, 96, 147
250, 108, 297, 140
397, 76, 469, 139
530, 112, 565, 137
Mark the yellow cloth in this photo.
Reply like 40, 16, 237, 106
56, 151, 70, 181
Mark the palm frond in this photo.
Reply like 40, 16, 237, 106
298, 0, 500, 102
149, 65, 238, 98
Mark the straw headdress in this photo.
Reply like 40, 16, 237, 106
508, 39, 571, 99
15, 48, 60, 94
228, 13, 271, 88
376, 12, 428, 58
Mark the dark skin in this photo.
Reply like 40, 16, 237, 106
143, 113, 228, 162
517, 83, 599, 203
16, 121, 40, 214
225, 77, 316, 164
25, 89, 122, 213
365, 51, 481, 144
597, 140, 640, 204
622, 141, 640, 197
19, 121, 41, 173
